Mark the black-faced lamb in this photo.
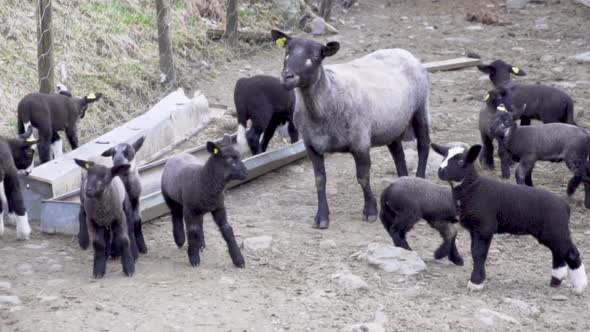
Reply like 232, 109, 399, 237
0, 137, 32, 240
161, 134, 247, 268
7, 126, 37, 175
433, 142, 588, 294
74, 159, 136, 278
478, 59, 576, 126
17, 91, 103, 164
234, 75, 299, 156
379, 177, 463, 265
270, 29, 431, 229
489, 111, 590, 207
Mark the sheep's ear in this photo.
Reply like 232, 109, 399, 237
132, 136, 145, 152
19, 126, 33, 140
206, 141, 221, 156
270, 29, 290, 48
477, 64, 494, 74
322, 42, 340, 58
84, 93, 103, 103
101, 147, 114, 157
111, 164, 131, 177
431, 143, 449, 157
465, 145, 482, 165
510, 66, 526, 76
221, 134, 232, 146
74, 159, 94, 170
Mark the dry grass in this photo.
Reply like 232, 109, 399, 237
0, 0, 281, 147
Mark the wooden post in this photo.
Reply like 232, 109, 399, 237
37, 0, 55, 94
224, 0, 239, 48
156, 0, 177, 86
319, 0, 333, 20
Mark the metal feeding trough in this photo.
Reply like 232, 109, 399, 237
40, 134, 306, 235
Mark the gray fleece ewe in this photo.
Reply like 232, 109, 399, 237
490, 111, 590, 207
478, 59, 576, 126
271, 29, 431, 229
17, 91, 102, 164
75, 159, 136, 278
379, 177, 463, 265
235, 75, 298, 155
433, 143, 588, 294
161, 134, 247, 268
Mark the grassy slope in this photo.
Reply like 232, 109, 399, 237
0, 0, 278, 144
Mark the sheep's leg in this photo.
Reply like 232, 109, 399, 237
515, 160, 534, 186
549, 247, 568, 287
562, 244, 588, 294
50, 131, 63, 159
0, 181, 5, 237
246, 127, 263, 155
113, 219, 135, 277
212, 207, 245, 268
37, 128, 53, 164
388, 223, 412, 251
519, 116, 531, 126
259, 115, 282, 153
164, 194, 185, 248
468, 229, 493, 291
566, 158, 585, 196
106, 228, 120, 259
90, 221, 108, 278
480, 134, 494, 170
379, 204, 411, 250
287, 121, 299, 144
131, 198, 148, 254
431, 220, 464, 266
498, 141, 512, 179
65, 126, 79, 150
412, 111, 431, 179
387, 141, 408, 177
184, 209, 204, 267
78, 205, 89, 250
584, 182, 590, 209
352, 150, 378, 222
3, 173, 31, 240
307, 146, 330, 229
123, 199, 139, 261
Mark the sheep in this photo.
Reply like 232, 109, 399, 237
74, 158, 137, 278
489, 111, 590, 207
17, 91, 103, 164
234, 75, 298, 156
0, 137, 32, 240
478, 59, 576, 126
379, 177, 463, 265
270, 29, 431, 229
161, 134, 247, 268
433, 142, 588, 294
6, 126, 37, 175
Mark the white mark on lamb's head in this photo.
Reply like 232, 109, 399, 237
477, 59, 527, 86
55, 83, 72, 97
74, 159, 130, 198
102, 136, 145, 168
432, 143, 481, 183
270, 29, 340, 90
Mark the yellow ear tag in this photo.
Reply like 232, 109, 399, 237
86, 93, 96, 100
85, 163, 91, 169
26, 137, 36, 142
484, 93, 490, 101
276, 37, 287, 49
512, 67, 520, 74
213, 148, 219, 155
497, 105, 507, 112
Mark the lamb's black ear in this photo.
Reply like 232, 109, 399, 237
465, 145, 482, 164
431, 143, 449, 157
510, 66, 526, 76
111, 164, 131, 177
477, 64, 494, 74
221, 133, 232, 146
132, 136, 145, 152
206, 141, 222, 156
101, 147, 114, 157
271, 29, 290, 48
19, 126, 33, 140
84, 93, 103, 103
74, 159, 94, 170
322, 42, 340, 58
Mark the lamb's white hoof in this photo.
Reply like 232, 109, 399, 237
16, 214, 31, 241
0, 221, 4, 237
468, 280, 484, 292
570, 264, 588, 295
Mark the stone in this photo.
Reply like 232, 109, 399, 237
540, 54, 554, 63
502, 298, 541, 318
465, 25, 484, 31
241, 236, 273, 255
311, 17, 327, 36
0, 281, 11, 290
476, 309, 520, 326
571, 51, 590, 64
551, 295, 568, 301
38, 295, 58, 303
24, 244, 45, 250
49, 264, 63, 272
350, 323, 385, 332
319, 239, 337, 249
552, 81, 577, 89
358, 243, 426, 275
506, 0, 528, 9
219, 276, 236, 285
331, 272, 369, 290
16, 263, 33, 275
0, 296, 21, 305
47, 279, 66, 287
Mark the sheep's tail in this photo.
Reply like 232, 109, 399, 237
16, 99, 31, 135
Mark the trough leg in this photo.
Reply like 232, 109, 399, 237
259, 115, 282, 153
307, 146, 330, 229
164, 194, 185, 248
387, 141, 408, 177
480, 134, 494, 170
412, 111, 431, 178
78, 205, 89, 249
184, 209, 204, 267
352, 150, 378, 222
90, 221, 108, 278
212, 207, 245, 268
468, 229, 493, 291
287, 121, 299, 144
113, 219, 135, 277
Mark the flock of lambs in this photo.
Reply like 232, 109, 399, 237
0, 29, 587, 296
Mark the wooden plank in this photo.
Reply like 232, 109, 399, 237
424, 57, 482, 72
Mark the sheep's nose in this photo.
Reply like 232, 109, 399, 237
283, 71, 295, 80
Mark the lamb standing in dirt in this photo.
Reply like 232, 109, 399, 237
234, 75, 298, 156
433, 142, 587, 294
478, 59, 576, 126
489, 111, 590, 207
75, 159, 136, 278
17, 91, 103, 164
379, 177, 463, 265
161, 134, 247, 268
270, 29, 431, 229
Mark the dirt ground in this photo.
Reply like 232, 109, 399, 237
2, 0, 590, 331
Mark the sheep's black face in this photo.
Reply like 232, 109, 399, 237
207, 135, 248, 182
102, 137, 144, 168
490, 112, 516, 139
74, 159, 130, 198
271, 29, 340, 90
12, 141, 36, 171
477, 59, 526, 86
77, 93, 103, 119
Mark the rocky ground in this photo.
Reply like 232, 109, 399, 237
1, 0, 590, 331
